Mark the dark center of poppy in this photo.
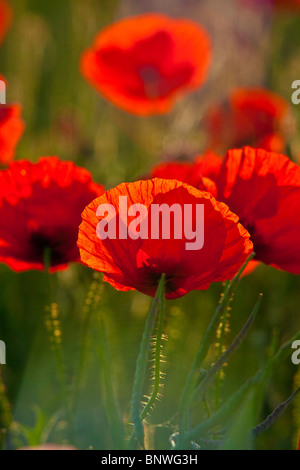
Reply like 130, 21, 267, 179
138, 65, 162, 98
30, 232, 66, 265
241, 220, 265, 261
143, 268, 176, 295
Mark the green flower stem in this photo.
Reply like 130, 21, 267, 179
178, 253, 255, 447
141, 274, 166, 421
129, 274, 166, 450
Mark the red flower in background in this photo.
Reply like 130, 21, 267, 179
188, 151, 222, 189
150, 152, 260, 276
240, 0, 300, 11
0, 158, 104, 272
205, 88, 291, 154
78, 179, 252, 299
80, 13, 211, 116
150, 151, 222, 190
150, 161, 193, 184
216, 147, 300, 274
0, 0, 12, 45
274, 0, 300, 10
0, 104, 25, 165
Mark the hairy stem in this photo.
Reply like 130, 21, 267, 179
128, 274, 166, 450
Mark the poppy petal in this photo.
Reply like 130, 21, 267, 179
0, 0, 12, 45
0, 157, 104, 271
217, 147, 300, 273
0, 104, 25, 164
78, 178, 253, 299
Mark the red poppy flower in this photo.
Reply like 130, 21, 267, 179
0, 157, 104, 272
80, 13, 212, 116
240, 0, 300, 10
274, 0, 300, 9
0, 0, 12, 45
0, 104, 25, 165
188, 151, 222, 187
150, 161, 193, 183
216, 147, 300, 274
150, 151, 222, 187
150, 153, 262, 277
205, 88, 291, 154
78, 179, 253, 299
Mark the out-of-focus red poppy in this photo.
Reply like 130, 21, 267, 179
0, 0, 12, 45
188, 151, 222, 188
216, 147, 300, 274
0, 157, 104, 272
205, 88, 291, 154
240, 0, 300, 11
78, 179, 253, 299
150, 161, 193, 184
80, 13, 211, 116
274, 0, 300, 10
150, 151, 222, 189
0, 104, 25, 165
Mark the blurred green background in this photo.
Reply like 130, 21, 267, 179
0, 0, 300, 450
